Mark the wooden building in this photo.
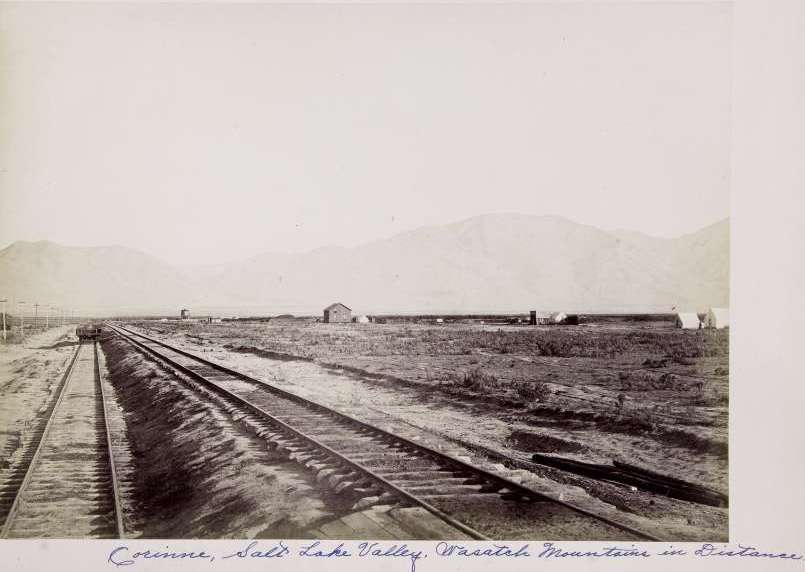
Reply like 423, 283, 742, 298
323, 303, 352, 323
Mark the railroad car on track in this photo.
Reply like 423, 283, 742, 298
76, 323, 104, 340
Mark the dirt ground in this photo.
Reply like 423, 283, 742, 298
1, 329, 349, 538
0, 327, 77, 475
100, 335, 357, 538
1, 327, 475, 539
127, 319, 729, 541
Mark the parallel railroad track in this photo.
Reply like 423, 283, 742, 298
112, 323, 660, 541
0, 341, 125, 538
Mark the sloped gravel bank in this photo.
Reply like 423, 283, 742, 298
101, 336, 351, 538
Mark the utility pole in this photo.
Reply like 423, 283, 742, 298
45, 305, 49, 329
1, 299, 6, 343
18, 301, 26, 342
34, 303, 40, 330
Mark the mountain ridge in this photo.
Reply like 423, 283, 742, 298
0, 214, 729, 315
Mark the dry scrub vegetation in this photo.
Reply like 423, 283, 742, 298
133, 320, 729, 492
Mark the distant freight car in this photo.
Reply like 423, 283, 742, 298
76, 324, 104, 340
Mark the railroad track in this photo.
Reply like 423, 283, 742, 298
111, 324, 660, 541
0, 341, 125, 538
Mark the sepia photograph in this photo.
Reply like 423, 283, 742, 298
0, 1, 734, 546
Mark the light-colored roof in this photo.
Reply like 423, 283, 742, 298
324, 302, 351, 312
676, 312, 700, 327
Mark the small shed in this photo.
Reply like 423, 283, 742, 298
704, 307, 730, 329
675, 312, 701, 329
353, 315, 370, 324
323, 303, 351, 323
180, 308, 190, 320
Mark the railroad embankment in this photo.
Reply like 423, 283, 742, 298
100, 336, 344, 538
125, 321, 729, 541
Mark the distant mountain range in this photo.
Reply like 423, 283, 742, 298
0, 214, 729, 316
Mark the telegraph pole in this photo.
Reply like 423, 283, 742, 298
1, 299, 6, 343
18, 301, 26, 342
34, 303, 40, 330
45, 305, 49, 329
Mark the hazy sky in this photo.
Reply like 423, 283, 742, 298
0, 2, 731, 265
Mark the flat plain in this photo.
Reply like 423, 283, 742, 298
0, 318, 729, 539
126, 318, 729, 539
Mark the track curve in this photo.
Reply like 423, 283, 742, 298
110, 323, 660, 541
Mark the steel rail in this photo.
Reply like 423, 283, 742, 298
0, 343, 83, 537
110, 325, 491, 541
112, 323, 661, 541
94, 341, 126, 538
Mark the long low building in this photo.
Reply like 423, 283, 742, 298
529, 311, 567, 325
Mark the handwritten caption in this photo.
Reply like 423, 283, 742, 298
106, 541, 804, 571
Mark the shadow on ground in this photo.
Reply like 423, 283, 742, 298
35, 340, 79, 350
